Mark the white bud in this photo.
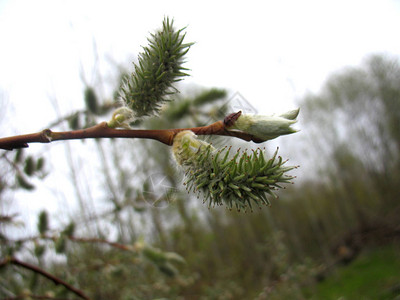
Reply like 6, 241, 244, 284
172, 131, 214, 166
228, 109, 299, 142
107, 107, 135, 129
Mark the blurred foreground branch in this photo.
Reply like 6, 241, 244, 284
0, 257, 90, 300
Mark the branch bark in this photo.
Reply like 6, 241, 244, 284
0, 113, 263, 151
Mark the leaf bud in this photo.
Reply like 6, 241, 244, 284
226, 108, 300, 142
107, 107, 135, 129
172, 130, 215, 166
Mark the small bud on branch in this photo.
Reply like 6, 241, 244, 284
225, 108, 300, 142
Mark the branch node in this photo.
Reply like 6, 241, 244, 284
42, 129, 53, 142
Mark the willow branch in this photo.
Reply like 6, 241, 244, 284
0, 112, 263, 151
0, 257, 90, 300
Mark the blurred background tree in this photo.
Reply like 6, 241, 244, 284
1, 39, 400, 300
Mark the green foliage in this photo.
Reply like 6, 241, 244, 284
35, 157, 44, 171
13, 148, 23, 163
23, 156, 35, 176
84, 86, 99, 114
120, 17, 192, 118
16, 174, 34, 190
12, 150, 46, 190
163, 88, 227, 121
62, 222, 75, 236
34, 243, 46, 258
307, 245, 400, 300
192, 88, 227, 106
54, 235, 66, 254
163, 98, 191, 121
142, 245, 185, 277
37, 210, 48, 235
68, 112, 80, 130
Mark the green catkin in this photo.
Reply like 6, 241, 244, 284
120, 18, 193, 118
172, 131, 297, 211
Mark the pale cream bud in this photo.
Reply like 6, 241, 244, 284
227, 108, 299, 142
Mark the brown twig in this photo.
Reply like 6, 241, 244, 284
0, 112, 263, 151
0, 257, 90, 300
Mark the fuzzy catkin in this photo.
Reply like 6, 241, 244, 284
172, 131, 297, 212
120, 18, 192, 118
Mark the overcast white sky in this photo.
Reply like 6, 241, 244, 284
1, 0, 400, 231
1, 0, 400, 133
